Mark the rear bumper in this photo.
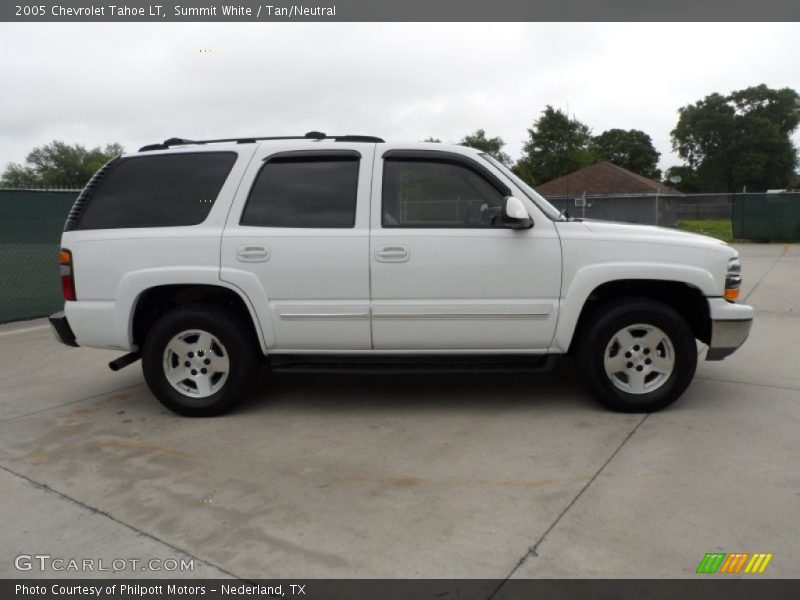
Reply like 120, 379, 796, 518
706, 298, 753, 361
49, 311, 79, 347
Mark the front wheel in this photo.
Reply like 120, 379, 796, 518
141, 305, 259, 417
575, 299, 698, 412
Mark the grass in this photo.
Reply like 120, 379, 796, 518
675, 219, 733, 243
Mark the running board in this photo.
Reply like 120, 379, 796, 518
268, 354, 559, 375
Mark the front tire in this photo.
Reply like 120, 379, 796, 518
575, 298, 697, 412
141, 305, 259, 417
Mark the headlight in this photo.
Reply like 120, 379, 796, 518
724, 256, 741, 302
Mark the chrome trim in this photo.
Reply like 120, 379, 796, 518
725, 274, 742, 289
372, 312, 549, 320
279, 313, 370, 321
706, 318, 753, 361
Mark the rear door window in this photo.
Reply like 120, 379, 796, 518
241, 155, 360, 228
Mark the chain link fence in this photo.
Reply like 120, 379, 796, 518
545, 193, 740, 225
544, 192, 800, 237
545, 194, 679, 226
673, 194, 733, 220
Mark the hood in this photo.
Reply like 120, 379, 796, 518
577, 219, 734, 255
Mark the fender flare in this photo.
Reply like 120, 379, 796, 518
116, 267, 273, 353
552, 262, 717, 352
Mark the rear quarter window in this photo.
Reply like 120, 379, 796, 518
75, 152, 237, 230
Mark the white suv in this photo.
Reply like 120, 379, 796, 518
49, 132, 753, 416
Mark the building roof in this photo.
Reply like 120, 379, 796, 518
535, 161, 680, 197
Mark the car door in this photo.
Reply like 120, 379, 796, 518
220, 142, 373, 350
369, 146, 561, 351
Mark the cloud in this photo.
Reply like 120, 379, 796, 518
1, 22, 798, 174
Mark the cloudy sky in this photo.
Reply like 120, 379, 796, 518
1, 22, 799, 174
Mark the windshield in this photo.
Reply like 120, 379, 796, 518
479, 154, 564, 221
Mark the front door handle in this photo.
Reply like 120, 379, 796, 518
374, 245, 409, 262
236, 245, 270, 262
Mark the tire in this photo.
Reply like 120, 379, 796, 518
575, 298, 697, 413
141, 304, 260, 417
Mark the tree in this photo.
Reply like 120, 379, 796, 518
1, 141, 125, 189
515, 106, 595, 185
510, 161, 537, 186
670, 85, 799, 192
663, 165, 702, 193
459, 129, 512, 165
592, 128, 661, 180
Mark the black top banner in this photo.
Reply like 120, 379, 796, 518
3, 0, 800, 22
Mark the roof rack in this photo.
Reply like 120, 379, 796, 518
138, 131, 385, 152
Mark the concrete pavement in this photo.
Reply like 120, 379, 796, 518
0, 244, 797, 582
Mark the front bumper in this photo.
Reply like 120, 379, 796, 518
706, 298, 753, 361
49, 311, 79, 347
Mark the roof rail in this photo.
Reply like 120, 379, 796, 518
138, 131, 384, 151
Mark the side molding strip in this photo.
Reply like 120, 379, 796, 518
372, 312, 549, 320
279, 313, 370, 320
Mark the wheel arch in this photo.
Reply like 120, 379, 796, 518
130, 283, 267, 354
560, 278, 711, 354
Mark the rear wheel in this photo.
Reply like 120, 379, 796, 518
142, 305, 259, 416
575, 298, 697, 412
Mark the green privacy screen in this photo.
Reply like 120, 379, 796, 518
0, 189, 78, 322
732, 193, 800, 242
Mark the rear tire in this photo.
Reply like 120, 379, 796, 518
575, 298, 697, 412
141, 304, 259, 417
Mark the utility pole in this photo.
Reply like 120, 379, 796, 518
655, 186, 660, 226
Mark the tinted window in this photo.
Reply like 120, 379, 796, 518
77, 152, 237, 229
382, 160, 505, 228
241, 157, 359, 228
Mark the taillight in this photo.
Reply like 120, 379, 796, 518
60, 249, 76, 301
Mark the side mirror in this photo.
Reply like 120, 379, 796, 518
500, 196, 533, 229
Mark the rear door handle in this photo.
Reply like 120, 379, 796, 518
374, 245, 409, 262
236, 245, 270, 262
